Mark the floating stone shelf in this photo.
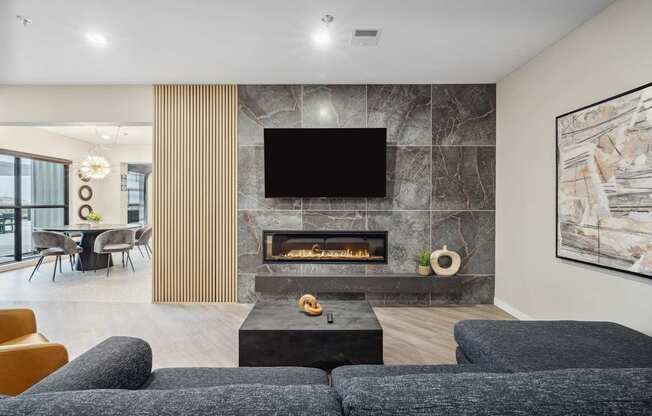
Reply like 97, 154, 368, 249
254, 273, 494, 306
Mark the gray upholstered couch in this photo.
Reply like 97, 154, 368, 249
1, 320, 651, 415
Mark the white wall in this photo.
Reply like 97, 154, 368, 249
0, 85, 152, 124
0, 126, 92, 220
496, 0, 652, 334
94, 145, 152, 224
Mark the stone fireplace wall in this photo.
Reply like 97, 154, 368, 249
237, 84, 495, 303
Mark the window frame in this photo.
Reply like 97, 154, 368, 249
0, 149, 70, 263
127, 170, 148, 224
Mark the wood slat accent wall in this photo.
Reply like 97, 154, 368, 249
153, 85, 238, 302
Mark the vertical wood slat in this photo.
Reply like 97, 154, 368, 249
153, 85, 238, 303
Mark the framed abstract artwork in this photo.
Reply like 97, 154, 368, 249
556, 82, 652, 279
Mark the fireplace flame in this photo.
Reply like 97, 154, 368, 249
272, 248, 382, 261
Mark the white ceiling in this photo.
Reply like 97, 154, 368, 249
0, 0, 613, 84
37, 125, 152, 145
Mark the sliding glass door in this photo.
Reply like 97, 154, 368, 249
0, 151, 69, 264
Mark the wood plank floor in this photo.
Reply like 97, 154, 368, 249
1, 253, 513, 368
0, 300, 512, 368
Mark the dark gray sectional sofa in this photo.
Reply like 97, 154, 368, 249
1, 320, 651, 415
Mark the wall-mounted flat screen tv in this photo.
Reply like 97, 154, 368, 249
264, 128, 386, 198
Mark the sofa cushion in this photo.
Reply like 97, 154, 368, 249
142, 366, 328, 389
23, 336, 152, 395
455, 346, 471, 364
0, 385, 342, 416
339, 367, 652, 416
331, 363, 501, 396
455, 320, 652, 371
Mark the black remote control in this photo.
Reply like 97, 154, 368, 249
327, 312, 334, 323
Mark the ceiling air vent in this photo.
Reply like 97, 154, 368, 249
351, 28, 382, 46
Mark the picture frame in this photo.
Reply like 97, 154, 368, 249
556, 81, 652, 280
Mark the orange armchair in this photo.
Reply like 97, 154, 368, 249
0, 309, 68, 396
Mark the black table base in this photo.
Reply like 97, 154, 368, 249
76, 232, 114, 271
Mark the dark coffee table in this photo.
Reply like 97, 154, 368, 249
239, 301, 383, 371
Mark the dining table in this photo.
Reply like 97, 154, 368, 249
38, 223, 141, 271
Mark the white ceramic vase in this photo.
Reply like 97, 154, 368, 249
430, 245, 461, 277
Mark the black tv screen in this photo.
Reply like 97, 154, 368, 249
264, 128, 386, 198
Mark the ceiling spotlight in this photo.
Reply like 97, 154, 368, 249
312, 29, 331, 46
16, 15, 32, 27
85, 32, 108, 47
321, 14, 334, 25
312, 14, 334, 48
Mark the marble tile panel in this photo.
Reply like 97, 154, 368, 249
432, 84, 496, 145
431, 146, 495, 210
302, 85, 366, 128
367, 84, 431, 145
367, 211, 430, 274
239, 85, 301, 145
431, 211, 495, 275
368, 146, 431, 210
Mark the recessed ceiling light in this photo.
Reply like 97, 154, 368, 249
100, 134, 111, 140
312, 29, 331, 47
312, 14, 334, 48
85, 32, 108, 47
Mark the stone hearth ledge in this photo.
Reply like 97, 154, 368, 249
254, 273, 494, 306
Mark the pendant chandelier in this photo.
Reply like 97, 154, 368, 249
78, 155, 111, 180
76, 127, 117, 180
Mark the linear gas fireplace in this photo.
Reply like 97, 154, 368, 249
263, 230, 388, 264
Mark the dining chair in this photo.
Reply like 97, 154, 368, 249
30, 231, 84, 282
134, 225, 153, 259
64, 231, 82, 245
94, 229, 136, 276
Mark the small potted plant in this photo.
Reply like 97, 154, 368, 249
86, 211, 102, 224
418, 249, 431, 276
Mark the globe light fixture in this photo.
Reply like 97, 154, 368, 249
78, 155, 111, 180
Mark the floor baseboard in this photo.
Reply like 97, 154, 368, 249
0, 257, 55, 273
493, 298, 534, 320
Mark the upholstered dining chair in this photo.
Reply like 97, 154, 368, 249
94, 229, 136, 276
134, 225, 153, 259
30, 231, 84, 282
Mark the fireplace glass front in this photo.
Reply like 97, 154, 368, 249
262, 230, 388, 264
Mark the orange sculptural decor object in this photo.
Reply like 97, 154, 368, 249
298, 294, 323, 316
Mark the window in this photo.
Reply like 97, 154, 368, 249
127, 170, 147, 224
0, 150, 69, 264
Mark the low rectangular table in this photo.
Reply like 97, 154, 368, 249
239, 301, 383, 371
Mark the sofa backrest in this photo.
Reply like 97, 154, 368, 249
339, 367, 652, 415
454, 320, 652, 372
23, 336, 152, 395
0, 384, 342, 416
